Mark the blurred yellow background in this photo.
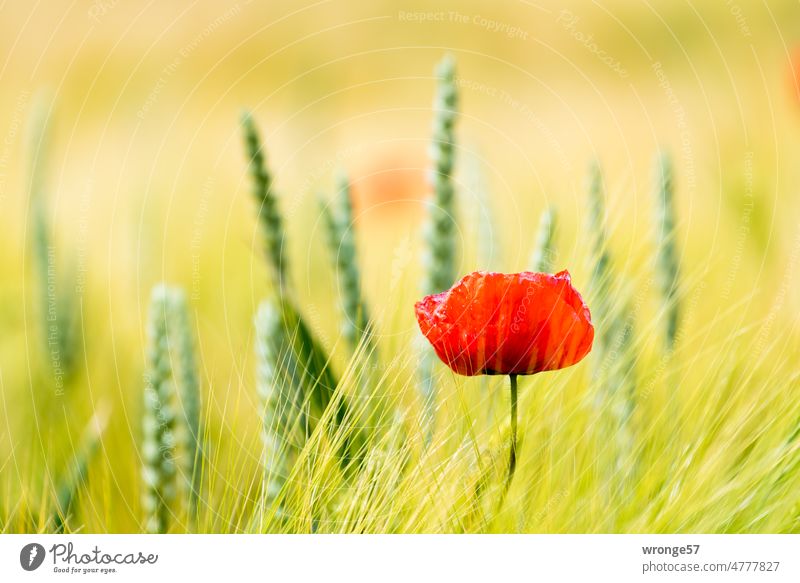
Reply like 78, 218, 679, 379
2, 0, 800, 530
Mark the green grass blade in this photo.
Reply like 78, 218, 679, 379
52, 405, 110, 533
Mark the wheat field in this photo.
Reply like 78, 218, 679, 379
1, 0, 800, 534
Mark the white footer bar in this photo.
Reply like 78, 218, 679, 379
1, 534, 796, 582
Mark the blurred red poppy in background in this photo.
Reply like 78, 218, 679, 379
350, 148, 427, 220
789, 45, 800, 105
415, 270, 594, 377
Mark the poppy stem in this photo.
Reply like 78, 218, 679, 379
507, 374, 518, 491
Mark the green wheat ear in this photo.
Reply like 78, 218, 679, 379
419, 54, 460, 443
255, 300, 305, 525
241, 110, 287, 285
240, 111, 359, 470
530, 206, 557, 273
320, 171, 372, 351
422, 54, 459, 295
586, 162, 638, 392
142, 285, 178, 534
320, 173, 379, 427
26, 95, 80, 384
653, 151, 681, 349
52, 404, 110, 533
584, 162, 637, 487
587, 161, 614, 355
165, 289, 202, 519
239, 110, 338, 393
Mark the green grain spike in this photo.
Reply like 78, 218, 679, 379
585, 163, 637, 481
321, 172, 371, 350
142, 285, 178, 534
166, 289, 202, 518
255, 301, 304, 523
422, 54, 459, 295
241, 111, 287, 285
587, 161, 614, 355
653, 152, 681, 349
240, 110, 355, 468
27, 96, 79, 382
530, 206, 557, 273
419, 55, 460, 443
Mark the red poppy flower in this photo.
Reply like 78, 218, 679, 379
415, 270, 594, 376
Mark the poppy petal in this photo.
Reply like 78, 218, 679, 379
414, 270, 594, 376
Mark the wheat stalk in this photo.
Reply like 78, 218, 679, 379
419, 54, 460, 442
422, 54, 459, 295
584, 162, 637, 497
255, 300, 305, 525
530, 206, 557, 272
586, 162, 614, 356
241, 111, 287, 285
240, 110, 358, 470
165, 289, 202, 519
142, 285, 178, 534
653, 151, 681, 349
26, 96, 80, 383
321, 172, 372, 350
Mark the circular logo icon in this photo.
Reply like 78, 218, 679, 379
20, 543, 46, 571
